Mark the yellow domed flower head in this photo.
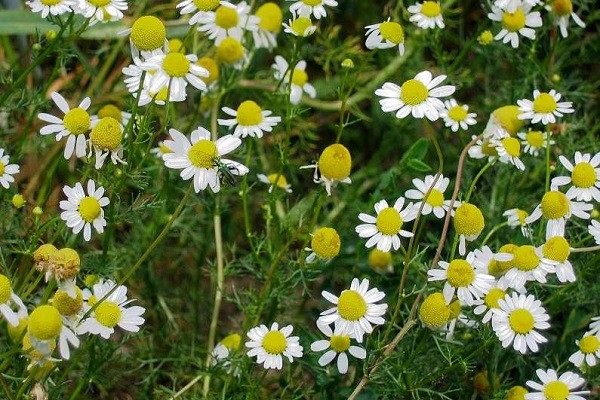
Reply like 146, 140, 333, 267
46, 248, 81, 299
549, 0, 586, 38
419, 292, 451, 329
305, 227, 341, 263
368, 249, 393, 273
254, 3, 282, 48
197, 56, 220, 85
0, 274, 27, 327
569, 331, 600, 368
453, 203, 485, 255
52, 287, 84, 317
245, 322, 303, 370
473, 276, 511, 323
167, 38, 186, 54
552, 151, 600, 203
27, 304, 80, 360
215, 37, 246, 68
473, 371, 497, 395
59, 179, 109, 242
489, 105, 524, 137
301, 144, 352, 196
218, 100, 282, 139
129, 16, 166, 53
211, 333, 243, 374
77, 0, 128, 26
489, 130, 526, 170
365, 18, 405, 55
310, 321, 367, 374
272, 56, 317, 105
505, 385, 528, 400
33, 243, 58, 273
478, 30, 494, 45
196, 1, 259, 45
518, 129, 553, 157
89, 117, 127, 169
283, 15, 316, 38
257, 173, 293, 193
12, 194, 25, 208
94, 104, 131, 127
468, 135, 500, 162
540, 226, 576, 284
525, 369, 589, 399
440, 99, 478, 132
525, 190, 592, 237
405, 174, 456, 219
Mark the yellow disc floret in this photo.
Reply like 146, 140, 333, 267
8, 316, 28, 343
318, 144, 351, 181
473, 371, 491, 394
453, 203, 485, 237
330, 334, 351, 353
302, 0, 322, 5
488, 243, 517, 275
33, 243, 58, 271
262, 330, 287, 354
508, 308, 534, 334
88, 0, 110, 6
571, 162, 596, 188
97, 104, 123, 122
49, 247, 80, 280
215, 5, 239, 29
541, 191, 570, 220
236, 101, 263, 126
533, 93, 558, 114
78, 196, 101, 222
379, 21, 404, 44
90, 117, 123, 150
256, 3, 282, 33
512, 245, 540, 271
368, 249, 392, 271
130, 16, 166, 51
543, 381, 569, 400
400, 79, 429, 105
290, 17, 313, 36
162, 53, 190, 78
506, 385, 528, 400
220, 333, 242, 350
188, 140, 217, 168
167, 38, 185, 54
310, 227, 341, 260
0, 274, 12, 304
579, 335, 600, 354
551, 0, 573, 16
337, 290, 367, 321
62, 108, 91, 135
197, 57, 219, 84
419, 292, 451, 328
446, 259, 475, 287
484, 288, 506, 309
28, 305, 62, 340
376, 208, 403, 235
291, 68, 308, 87
193, 0, 219, 12
526, 131, 544, 148
95, 301, 121, 327
267, 173, 289, 189
492, 105, 524, 136
52, 287, 83, 316
216, 37, 244, 64
502, 8, 526, 32
502, 137, 521, 157
543, 236, 570, 262
448, 105, 467, 122
478, 30, 494, 45
421, 1, 441, 17
425, 189, 444, 207
41, 0, 62, 5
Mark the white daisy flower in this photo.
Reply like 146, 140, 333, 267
272, 56, 316, 105
408, 1, 444, 30
38, 91, 92, 160
300, 144, 352, 196
0, 148, 20, 190
473, 277, 511, 324
162, 127, 248, 193
78, 280, 145, 339
517, 130, 553, 157
552, 152, 600, 202
141, 52, 208, 100
405, 174, 457, 219
122, 58, 186, 106
27, 304, 79, 360
444, 300, 478, 340
539, 224, 575, 283
488, 3, 542, 48
355, 197, 417, 252
26, 0, 74, 18
218, 101, 281, 139
439, 99, 477, 132
318, 278, 387, 343
471, 245, 514, 276
503, 208, 532, 238
74, 0, 127, 25
589, 316, 600, 335
304, 227, 340, 263
489, 129, 526, 170
89, 117, 127, 169
211, 333, 242, 376
427, 252, 495, 306
491, 293, 550, 354
375, 71, 455, 121
0, 274, 27, 327
253, 2, 282, 49
525, 190, 592, 237
59, 179, 109, 242
51, 286, 86, 329
494, 0, 541, 13
196, 1, 258, 45
468, 135, 499, 162
283, 15, 317, 37
364, 18, 405, 55
310, 321, 366, 374
589, 220, 600, 245
517, 89, 574, 125
504, 245, 554, 291
548, 0, 586, 38
257, 173, 292, 193
525, 368, 589, 399
245, 322, 303, 370
569, 332, 600, 368
177, 0, 220, 26
288, 0, 338, 20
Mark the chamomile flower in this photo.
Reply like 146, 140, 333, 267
468, 135, 499, 162
215, 36, 247, 68
548, 0, 586, 38
364, 18, 405, 55
122, 58, 186, 106
218, 101, 281, 139
517, 89, 574, 125
27, 0, 74, 18
367, 249, 393, 274
45, 248, 80, 297
272, 56, 316, 105
419, 292, 452, 329
122, 15, 167, 58
59, 179, 109, 242
525, 190, 592, 237
506, 385, 529, 399
288, 0, 337, 20
0, 148, 19, 189
253, 2, 282, 49
439, 99, 477, 132
142, 52, 208, 99
488, 3, 542, 48
491, 293, 550, 354
245, 322, 303, 370
355, 197, 417, 252
89, 117, 127, 169
196, 1, 258, 45
311, 322, 366, 374
504, 208, 532, 238
51, 286, 85, 329
27, 305, 79, 360
375, 71, 455, 121
525, 369, 589, 399
92, 104, 131, 128
490, 130, 526, 170
211, 333, 242, 375
305, 227, 341, 263
405, 174, 456, 219
75, 0, 127, 25
300, 144, 352, 196
589, 220, 600, 245
408, 1, 445, 30
257, 173, 292, 193
569, 332, 600, 368
540, 225, 575, 283
283, 15, 317, 37
472, 245, 514, 277
504, 245, 554, 291
78, 280, 145, 339
473, 277, 511, 324
318, 278, 387, 342
453, 203, 485, 256
552, 152, 600, 202
518, 130, 553, 156
162, 127, 248, 193
177, 0, 220, 26
38, 91, 92, 159
428, 252, 495, 306
590, 317, 600, 335
0, 274, 27, 327
494, 0, 540, 12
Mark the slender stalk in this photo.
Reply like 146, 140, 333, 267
171, 373, 204, 399
464, 161, 493, 203
570, 245, 600, 253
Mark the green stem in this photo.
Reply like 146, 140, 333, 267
465, 161, 493, 203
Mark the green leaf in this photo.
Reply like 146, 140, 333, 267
399, 138, 429, 165
406, 158, 432, 172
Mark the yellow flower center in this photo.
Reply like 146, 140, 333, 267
22, 334, 56, 360
167, 38, 185, 54
526, 131, 544, 147
453, 203, 485, 236
512, 245, 540, 271
236, 100, 263, 126
533, 93, 558, 114
41, 0, 61, 5
97, 104, 122, 122
290, 17, 313, 36
311, 227, 341, 259
478, 30, 494, 45
162, 53, 190, 78
52, 287, 83, 316
571, 162, 597, 188
400, 79, 429, 106
216, 37, 244, 64
329, 334, 351, 353
62, 108, 91, 135
220, 333, 241, 350
541, 191, 570, 220
516, 209, 528, 225
551, 0, 573, 17
49, 248, 80, 280
267, 173, 289, 188
376, 207, 403, 235
449, 300, 461, 320
0, 274, 12, 304
154, 87, 169, 102
262, 330, 287, 354
543, 236, 570, 262
502, 8, 526, 32
484, 288, 506, 309
28, 305, 62, 340
88, 0, 110, 6
130, 16, 166, 51
448, 105, 467, 122
215, 5, 239, 29
502, 137, 521, 157
95, 301, 122, 327
379, 21, 404, 44
425, 188, 445, 207
34, 243, 58, 265
193, 0, 219, 12
488, 243, 517, 275
421, 1, 441, 17
88, 295, 97, 307
291, 68, 308, 87
508, 308, 535, 334
579, 335, 600, 354
543, 381, 570, 400
0, 162, 4, 176
493, 105, 523, 136
419, 292, 450, 328
337, 290, 367, 321
90, 117, 123, 150
256, 3, 282, 33
302, 0, 322, 5
197, 57, 219, 84
318, 143, 352, 180
481, 139, 499, 157
368, 249, 392, 270
78, 196, 102, 223
188, 140, 217, 168
506, 386, 528, 400
7, 316, 27, 343
446, 259, 475, 287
